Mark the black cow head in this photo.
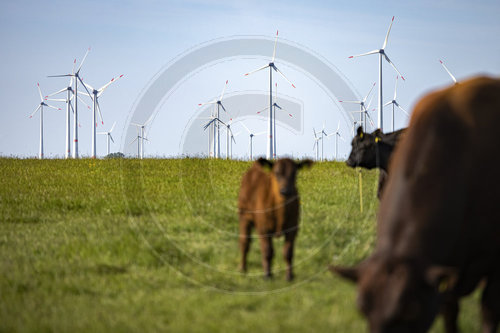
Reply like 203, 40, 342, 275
330, 257, 458, 333
257, 158, 313, 197
346, 127, 384, 169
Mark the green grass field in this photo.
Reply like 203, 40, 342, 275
0, 158, 480, 332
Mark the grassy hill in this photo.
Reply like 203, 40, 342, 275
0, 158, 480, 332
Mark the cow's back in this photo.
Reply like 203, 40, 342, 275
378, 77, 500, 275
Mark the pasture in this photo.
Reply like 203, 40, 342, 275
0, 158, 480, 332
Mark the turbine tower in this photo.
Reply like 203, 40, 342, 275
349, 17, 405, 131
240, 121, 266, 160
131, 118, 152, 159
48, 47, 92, 158
30, 83, 61, 159
244, 30, 296, 159
326, 121, 345, 160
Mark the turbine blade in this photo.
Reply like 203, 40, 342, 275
336, 120, 340, 132
219, 80, 228, 101
273, 65, 296, 88
382, 16, 395, 49
37, 83, 43, 102
240, 121, 251, 134
71, 58, 77, 75
76, 47, 91, 73
98, 74, 124, 96
46, 98, 66, 102
271, 30, 278, 62
30, 105, 42, 118
129, 137, 138, 146
77, 95, 92, 110
109, 121, 116, 133
256, 105, 270, 114
339, 100, 362, 104
384, 101, 392, 107
348, 50, 379, 59
47, 74, 73, 78
78, 76, 94, 100
244, 64, 269, 76
364, 82, 376, 102
77, 91, 92, 98
96, 100, 104, 125
198, 100, 217, 107
439, 60, 457, 84
395, 102, 409, 117
219, 102, 227, 113
384, 54, 405, 80
46, 87, 67, 97
46, 104, 61, 111
254, 131, 267, 136
110, 134, 115, 143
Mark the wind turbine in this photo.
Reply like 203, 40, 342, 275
44, 59, 76, 159
198, 80, 229, 159
339, 82, 376, 132
320, 123, 329, 161
30, 83, 61, 159
80, 75, 124, 158
48, 48, 93, 158
312, 128, 322, 161
384, 76, 409, 131
256, 83, 294, 158
439, 59, 457, 84
349, 16, 405, 131
97, 121, 116, 156
244, 30, 296, 159
131, 118, 152, 159
327, 121, 346, 160
240, 121, 266, 160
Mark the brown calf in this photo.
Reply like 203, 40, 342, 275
332, 77, 500, 332
238, 158, 312, 281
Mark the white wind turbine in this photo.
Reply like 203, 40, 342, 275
130, 118, 152, 159
48, 48, 93, 158
326, 121, 346, 160
339, 82, 376, 132
30, 83, 61, 159
198, 80, 229, 159
349, 16, 405, 131
244, 30, 296, 159
240, 121, 266, 160
256, 83, 294, 158
97, 121, 116, 156
312, 128, 322, 161
439, 59, 457, 84
384, 76, 409, 131
45, 59, 76, 159
80, 75, 124, 158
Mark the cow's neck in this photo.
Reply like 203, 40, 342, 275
376, 142, 395, 171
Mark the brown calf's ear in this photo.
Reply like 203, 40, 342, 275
425, 266, 459, 293
256, 157, 274, 169
328, 265, 359, 283
297, 159, 314, 170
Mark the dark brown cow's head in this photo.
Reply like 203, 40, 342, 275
257, 158, 313, 197
346, 127, 383, 169
330, 257, 458, 333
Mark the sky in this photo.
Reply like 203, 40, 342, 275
1, 0, 499, 159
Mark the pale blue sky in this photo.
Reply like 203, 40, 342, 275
1, 0, 499, 158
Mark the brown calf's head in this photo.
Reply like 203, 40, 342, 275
346, 127, 383, 169
330, 256, 458, 333
257, 158, 313, 197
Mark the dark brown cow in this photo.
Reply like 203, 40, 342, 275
346, 127, 406, 198
331, 77, 500, 333
238, 157, 312, 281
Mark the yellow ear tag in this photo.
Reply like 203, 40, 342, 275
375, 137, 381, 143
439, 280, 449, 293
360, 133, 364, 139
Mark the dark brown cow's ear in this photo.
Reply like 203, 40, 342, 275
357, 126, 364, 137
425, 266, 458, 293
257, 158, 274, 169
297, 159, 314, 170
328, 265, 359, 283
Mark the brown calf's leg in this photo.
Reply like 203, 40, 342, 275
283, 232, 296, 281
481, 272, 500, 333
239, 219, 252, 273
259, 233, 274, 279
